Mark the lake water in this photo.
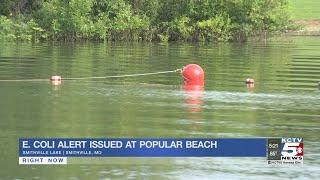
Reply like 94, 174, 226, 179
0, 37, 319, 179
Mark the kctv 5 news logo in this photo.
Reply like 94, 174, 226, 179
267, 137, 303, 164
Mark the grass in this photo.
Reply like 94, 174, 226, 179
290, 0, 320, 20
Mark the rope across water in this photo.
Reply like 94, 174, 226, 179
0, 68, 182, 82
63, 68, 181, 80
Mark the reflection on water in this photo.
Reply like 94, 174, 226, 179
0, 37, 320, 179
184, 84, 204, 113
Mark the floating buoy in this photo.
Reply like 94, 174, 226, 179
181, 64, 205, 86
50, 76, 61, 81
50, 76, 62, 85
245, 78, 254, 84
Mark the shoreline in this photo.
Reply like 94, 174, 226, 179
2, 20, 320, 42
286, 20, 320, 36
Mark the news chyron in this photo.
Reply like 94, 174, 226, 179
18, 137, 304, 165
267, 137, 304, 164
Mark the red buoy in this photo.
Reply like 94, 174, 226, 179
181, 64, 205, 86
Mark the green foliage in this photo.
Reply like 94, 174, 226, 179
0, 0, 293, 42
169, 16, 194, 41
35, 0, 95, 40
0, 0, 12, 15
33, 0, 150, 41
0, 15, 46, 41
0, 0, 43, 16
196, 14, 233, 41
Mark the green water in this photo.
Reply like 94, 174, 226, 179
0, 37, 319, 179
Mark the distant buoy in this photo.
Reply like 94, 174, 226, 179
181, 64, 205, 86
245, 78, 254, 84
50, 76, 61, 85
50, 76, 61, 81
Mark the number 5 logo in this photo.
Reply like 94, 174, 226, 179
281, 143, 299, 156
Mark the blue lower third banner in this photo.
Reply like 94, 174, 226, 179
19, 138, 267, 164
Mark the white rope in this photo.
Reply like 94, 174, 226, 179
0, 68, 182, 82
0, 78, 48, 82
63, 69, 181, 80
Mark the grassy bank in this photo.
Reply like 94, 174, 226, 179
291, 0, 320, 20
290, 0, 320, 35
